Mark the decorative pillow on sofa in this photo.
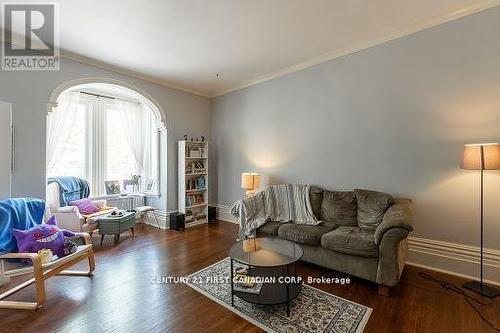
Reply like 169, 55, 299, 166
354, 189, 393, 231
320, 190, 357, 227
69, 198, 100, 215
93, 200, 107, 211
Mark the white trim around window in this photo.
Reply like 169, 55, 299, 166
47, 90, 161, 196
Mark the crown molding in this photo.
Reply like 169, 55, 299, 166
212, 0, 500, 97
60, 50, 212, 98
0, 32, 210, 98
2, 0, 500, 98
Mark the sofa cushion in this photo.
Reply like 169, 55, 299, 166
256, 221, 283, 236
354, 189, 393, 231
320, 190, 357, 227
309, 186, 323, 219
278, 223, 335, 245
321, 226, 378, 258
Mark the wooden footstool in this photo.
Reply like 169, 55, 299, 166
98, 211, 136, 245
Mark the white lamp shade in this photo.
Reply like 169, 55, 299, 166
461, 143, 500, 170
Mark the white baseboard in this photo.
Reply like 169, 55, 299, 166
407, 237, 500, 286
212, 204, 238, 224
213, 204, 500, 285
141, 209, 215, 229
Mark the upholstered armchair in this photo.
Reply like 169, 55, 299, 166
46, 182, 116, 233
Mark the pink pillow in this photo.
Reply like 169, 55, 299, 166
69, 198, 100, 215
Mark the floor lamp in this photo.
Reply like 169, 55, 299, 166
461, 143, 500, 298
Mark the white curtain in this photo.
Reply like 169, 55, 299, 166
142, 110, 153, 190
117, 100, 146, 177
46, 91, 83, 170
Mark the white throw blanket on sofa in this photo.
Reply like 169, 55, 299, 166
230, 184, 320, 237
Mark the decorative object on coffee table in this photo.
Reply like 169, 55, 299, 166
229, 237, 303, 317
460, 142, 500, 298
98, 211, 136, 245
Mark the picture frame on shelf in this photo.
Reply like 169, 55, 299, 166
146, 180, 155, 192
105, 180, 121, 195
122, 179, 133, 193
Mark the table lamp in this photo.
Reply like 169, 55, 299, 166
461, 142, 500, 298
241, 172, 260, 197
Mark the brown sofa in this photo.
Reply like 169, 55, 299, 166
256, 188, 413, 295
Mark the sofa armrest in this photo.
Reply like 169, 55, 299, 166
374, 199, 413, 245
52, 210, 85, 232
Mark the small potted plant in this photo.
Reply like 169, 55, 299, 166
130, 174, 142, 193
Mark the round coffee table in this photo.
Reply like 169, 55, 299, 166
229, 237, 303, 316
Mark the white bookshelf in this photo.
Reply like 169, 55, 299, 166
178, 140, 208, 226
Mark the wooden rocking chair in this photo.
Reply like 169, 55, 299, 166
0, 233, 95, 310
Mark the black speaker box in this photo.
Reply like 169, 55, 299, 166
170, 212, 185, 231
208, 206, 217, 223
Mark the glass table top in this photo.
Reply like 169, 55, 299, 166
229, 237, 303, 267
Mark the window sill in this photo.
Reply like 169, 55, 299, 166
90, 192, 160, 201
144, 192, 161, 198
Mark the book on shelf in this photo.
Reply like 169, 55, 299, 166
186, 161, 206, 174
186, 177, 206, 190
184, 209, 206, 223
195, 213, 206, 220
188, 147, 206, 158
233, 277, 262, 295
196, 177, 206, 189
185, 193, 205, 207
232, 266, 263, 295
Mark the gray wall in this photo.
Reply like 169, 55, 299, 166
0, 48, 210, 211
211, 7, 500, 249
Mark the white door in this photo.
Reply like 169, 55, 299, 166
0, 101, 12, 199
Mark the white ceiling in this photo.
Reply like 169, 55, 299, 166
2, 0, 499, 97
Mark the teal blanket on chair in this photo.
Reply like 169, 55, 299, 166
47, 176, 90, 206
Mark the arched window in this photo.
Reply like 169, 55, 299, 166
47, 83, 161, 196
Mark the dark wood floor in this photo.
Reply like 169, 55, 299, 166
1, 221, 499, 332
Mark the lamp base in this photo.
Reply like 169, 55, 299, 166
245, 190, 255, 197
463, 280, 500, 298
